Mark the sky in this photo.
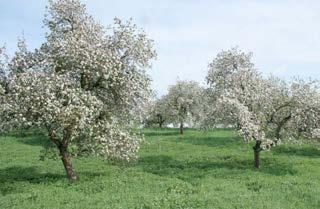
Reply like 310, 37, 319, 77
0, 0, 320, 96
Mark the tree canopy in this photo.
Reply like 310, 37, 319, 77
0, 0, 156, 181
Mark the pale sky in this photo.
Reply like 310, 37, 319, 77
1, 0, 320, 95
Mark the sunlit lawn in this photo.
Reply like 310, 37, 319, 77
0, 128, 319, 209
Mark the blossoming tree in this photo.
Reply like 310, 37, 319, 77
165, 80, 203, 134
205, 47, 320, 168
289, 79, 320, 141
205, 48, 281, 168
0, 0, 156, 181
144, 96, 171, 128
0, 46, 8, 92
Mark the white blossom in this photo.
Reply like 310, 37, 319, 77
0, 0, 156, 180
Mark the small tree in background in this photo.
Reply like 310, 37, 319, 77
0, 0, 156, 181
144, 96, 171, 128
165, 80, 203, 135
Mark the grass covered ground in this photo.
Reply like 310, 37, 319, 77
0, 128, 319, 209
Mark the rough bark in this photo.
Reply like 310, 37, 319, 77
253, 140, 262, 169
59, 145, 78, 182
179, 122, 184, 135
48, 127, 78, 182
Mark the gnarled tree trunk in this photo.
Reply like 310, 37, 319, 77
253, 140, 262, 168
59, 145, 77, 182
48, 127, 78, 182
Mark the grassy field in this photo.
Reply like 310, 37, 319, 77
0, 128, 319, 209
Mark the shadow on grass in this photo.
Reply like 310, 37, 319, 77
144, 131, 180, 137
175, 136, 242, 148
17, 135, 52, 147
138, 155, 297, 183
0, 165, 111, 195
146, 128, 242, 148
142, 128, 202, 137
0, 166, 107, 184
0, 166, 65, 184
1, 129, 51, 147
273, 146, 320, 158
3, 129, 45, 137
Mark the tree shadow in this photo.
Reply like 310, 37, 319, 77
138, 155, 297, 183
1, 129, 51, 147
17, 134, 52, 147
3, 129, 45, 137
0, 166, 111, 196
273, 146, 320, 158
143, 131, 180, 137
0, 166, 66, 184
175, 136, 242, 148
0, 166, 65, 195
142, 128, 204, 137
0, 166, 108, 195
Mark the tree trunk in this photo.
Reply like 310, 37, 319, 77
275, 114, 291, 139
157, 115, 164, 129
59, 146, 78, 182
254, 149, 261, 168
48, 127, 77, 182
179, 122, 184, 135
253, 141, 262, 169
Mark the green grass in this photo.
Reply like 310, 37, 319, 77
0, 128, 320, 209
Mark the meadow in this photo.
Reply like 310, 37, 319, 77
0, 128, 319, 209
